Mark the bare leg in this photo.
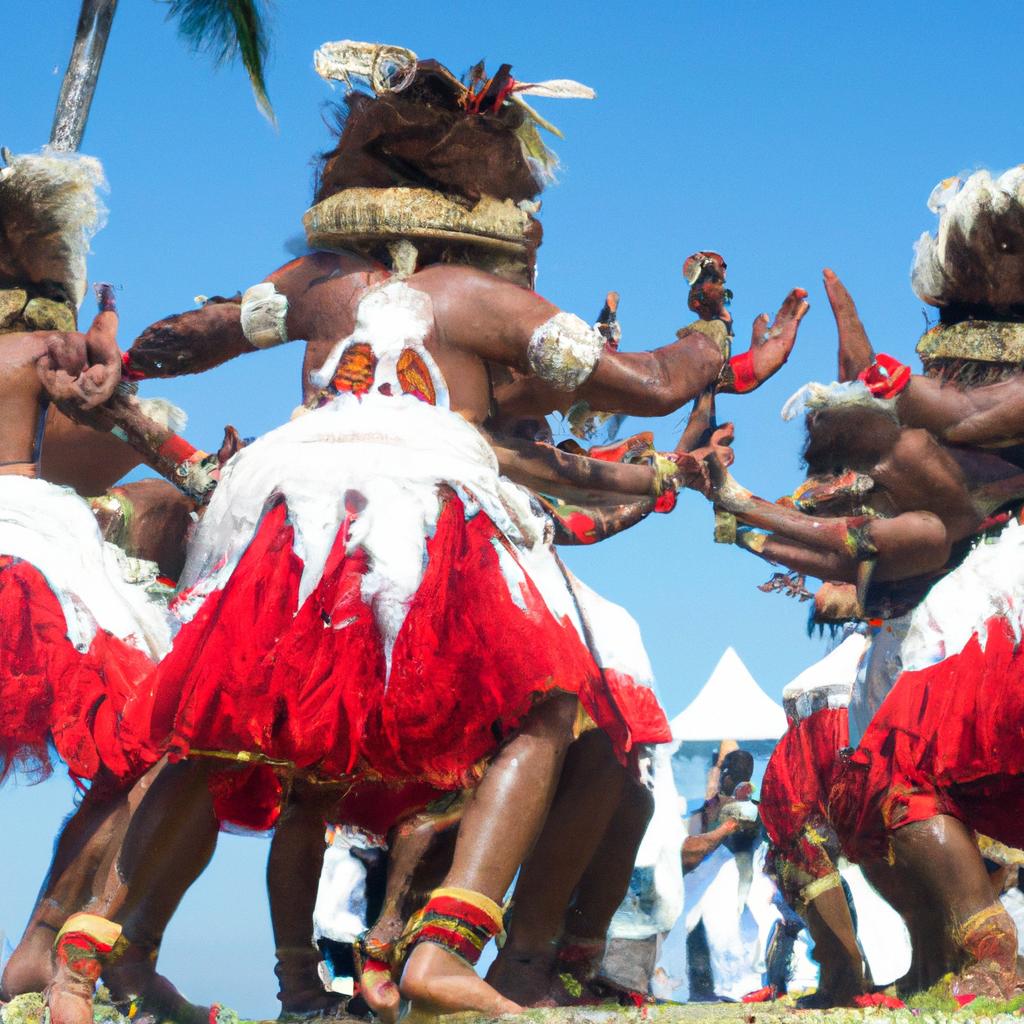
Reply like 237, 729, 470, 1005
487, 731, 628, 1005
47, 761, 219, 1024
891, 816, 1018, 999
399, 694, 579, 1016
563, 778, 654, 1001
862, 856, 949, 994
797, 885, 868, 1007
359, 809, 459, 1023
268, 781, 348, 1018
2, 782, 130, 998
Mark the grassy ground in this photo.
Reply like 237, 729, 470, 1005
5, 993, 1024, 1024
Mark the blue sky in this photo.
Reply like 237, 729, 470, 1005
3, 0, 1024, 1014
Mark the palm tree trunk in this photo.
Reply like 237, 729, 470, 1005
50, 0, 119, 152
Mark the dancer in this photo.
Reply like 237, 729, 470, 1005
43, 41, 806, 1022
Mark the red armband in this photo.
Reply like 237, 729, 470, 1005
728, 350, 758, 394
654, 490, 677, 514
121, 351, 146, 381
157, 434, 199, 465
856, 353, 910, 399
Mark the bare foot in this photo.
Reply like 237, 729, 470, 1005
105, 959, 210, 1024
355, 924, 403, 1023
486, 949, 557, 1006
401, 943, 522, 1016
357, 963, 401, 1024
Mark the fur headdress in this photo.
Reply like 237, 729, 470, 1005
304, 41, 593, 264
0, 147, 107, 309
913, 166, 1024, 370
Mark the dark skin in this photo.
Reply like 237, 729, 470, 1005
696, 285, 1024, 1000
825, 267, 1024, 448
707, 403, 1018, 587
102, 249, 807, 1017
0, 314, 119, 474
2, 473, 197, 1009
127, 252, 808, 424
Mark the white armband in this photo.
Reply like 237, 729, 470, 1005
240, 282, 289, 349
527, 312, 604, 390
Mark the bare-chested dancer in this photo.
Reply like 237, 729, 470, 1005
694, 198, 1024, 1000
44, 45, 806, 1022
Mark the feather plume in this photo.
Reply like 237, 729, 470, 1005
164, 0, 275, 125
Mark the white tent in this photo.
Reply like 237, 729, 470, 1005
670, 647, 787, 742
781, 632, 866, 714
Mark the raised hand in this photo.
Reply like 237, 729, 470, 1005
720, 288, 809, 393
823, 269, 875, 381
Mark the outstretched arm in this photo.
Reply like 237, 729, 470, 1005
421, 266, 807, 417
489, 434, 667, 504
121, 254, 342, 382
682, 821, 739, 873
824, 269, 1024, 445
540, 494, 661, 545
710, 465, 952, 583
125, 297, 249, 379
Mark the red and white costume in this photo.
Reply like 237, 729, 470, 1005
122, 280, 670, 833
0, 476, 170, 784
762, 519, 1024, 884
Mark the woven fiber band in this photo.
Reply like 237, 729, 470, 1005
394, 886, 504, 968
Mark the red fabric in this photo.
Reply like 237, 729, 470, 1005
742, 986, 778, 1003
763, 619, 1024, 877
729, 351, 758, 393
124, 494, 670, 832
854, 993, 905, 1009
832, 616, 1024, 861
157, 434, 199, 465
654, 490, 677, 514
856, 352, 911, 400
0, 556, 152, 785
759, 708, 847, 855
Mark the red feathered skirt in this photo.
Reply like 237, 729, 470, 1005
831, 615, 1024, 862
759, 707, 849, 904
0, 555, 154, 785
123, 493, 670, 834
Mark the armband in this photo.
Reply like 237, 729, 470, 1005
844, 519, 879, 561
718, 350, 758, 394
800, 871, 842, 905
121, 351, 145, 381
857, 353, 911, 399
736, 524, 768, 553
527, 312, 604, 391
240, 282, 289, 350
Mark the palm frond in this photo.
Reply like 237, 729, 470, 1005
163, 0, 275, 125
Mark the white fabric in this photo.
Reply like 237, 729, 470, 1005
175, 279, 590, 676
313, 828, 380, 944
783, 633, 865, 723
839, 863, 911, 987
1000, 886, 1024, 958
567, 575, 684, 944
671, 648, 787, 742
526, 312, 604, 391
850, 521, 1024, 745
0, 476, 170, 658
681, 844, 763, 1000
